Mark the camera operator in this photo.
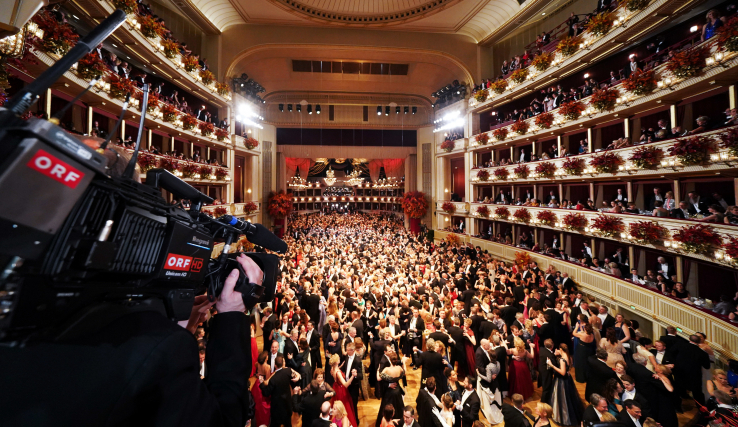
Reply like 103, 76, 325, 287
0, 253, 262, 427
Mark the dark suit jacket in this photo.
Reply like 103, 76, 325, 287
501, 403, 534, 427
344, 354, 364, 391
582, 405, 602, 427
674, 342, 711, 381
261, 368, 295, 417
459, 390, 480, 427
670, 208, 689, 219
293, 390, 329, 427
600, 314, 616, 333
500, 306, 518, 327
584, 356, 616, 400
479, 320, 497, 341
302, 294, 321, 326
617, 409, 641, 427
262, 314, 277, 344
415, 388, 438, 427
538, 347, 556, 390
447, 326, 465, 353
311, 418, 331, 427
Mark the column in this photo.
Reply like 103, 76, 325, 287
510, 146, 514, 160
628, 246, 635, 272
532, 140, 537, 156
467, 216, 475, 236
227, 148, 235, 203
587, 128, 593, 153
120, 119, 126, 142
589, 182, 595, 201
533, 184, 538, 200
45, 88, 52, 118
168, 136, 174, 153
464, 151, 472, 203
557, 135, 562, 156
590, 238, 596, 259
675, 255, 683, 283
730, 85, 737, 109
87, 106, 93, 135
632, 117, 641, 141
670, 104, 678, 129
624, 118, 630, 138
558, 183, 563, 202
673, 179, 681, 204
626, 181, 633, 204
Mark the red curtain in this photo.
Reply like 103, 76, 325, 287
382, 159, 405, 180
285, 158, 314, 180
368, 160, 383, 182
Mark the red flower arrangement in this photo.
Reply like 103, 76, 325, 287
181, 162, 199, 178
515, 251, 532, 269
200, 69, 215, 85
474, 89, 489, 102
476, 205, 491, 218
724, 236, 738, 264
137, 152, 157, 172
558, 100, 585, 121
514, 163, 529, 179
161, 39, 180, 59
511, 120, 530, 135
108, 75, 136, 100
719, 127, 738, 157
199, 121, 215, 137
198, 165, 213, 178
476, 169, 490, 181
447, 233, 461, 245
589, 152, 624, 173
244, 201, 258, 215
562, 212, 588, 231
629, 221, 668, 244
475, 133, 490, 146
556, 36, 580, 57
494, 206, 510, 219
493, 168, 509, 180
586, 12, 614, 36
161, 103, 178, 122
716, 16, 738, 52
489, 79, 508, 95
537, 210, 557, 226
531, 52, 553, 72
402, 191, 429, 219
112, 0, 138, 14
589, 87, 619, 112
159, 157, 181, 173
672, 224, 722, 254
216, 82, 231, 97
214, 168, 229, 180
666, 46, 707, 79
562, 157, 585, 175
440, 139, 455, 152
136, 90, 160, 113
590, 214, 624, 238
622, 69, 657, 96
534, 162, 556, 178
245, 137, 259, 150
267, 190, 294, 219
492, 127, 509, 141
215, 127, 229, 141
140, 15, 165, 39
513, 208, 531, 223
31, 9, 79, 55
182, 55, 199, 73
442, 201, 456, 214
535, 112, 554, 129
510, 68, 529, 84
76, 52, 106, 81
628, 146, 663, 169
182, 114, 198, 130
214, 206, 229, 217
667, 136, 714, 165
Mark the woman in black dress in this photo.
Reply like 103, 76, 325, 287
572, 317, 595, 383
375, 354, 407, 427
548, 344, 584, 426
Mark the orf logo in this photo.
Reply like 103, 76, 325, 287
27, 149, 84, 189
165, 254, 193, 271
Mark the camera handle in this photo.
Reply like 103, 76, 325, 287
207, 232, 264, 310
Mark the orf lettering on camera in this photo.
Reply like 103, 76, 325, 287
165, 254, 193, 271
26, 149, 84, 189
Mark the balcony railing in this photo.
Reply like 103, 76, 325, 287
203, 202, 260, 217
469, 126, 737, 183
296, 196, 402, 203
129, 150, 231, 183
436, 138, 468, 155
435, 201, 470, 215
434, 230, 738, 360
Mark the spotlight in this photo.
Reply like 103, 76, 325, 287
491, 111, 497, 116
396, 106, 401, 114
690, 25, 699, 33
316, 104, 321, 114
404, 106, 409, 114
288, 104, 293, 112
279, 104, 284, 112
629, 54, 636, 59
377, 106, 382, 116
412, 106, 417, 114
297, 105, 302, 113
385, 106, 390, 116
307, 104, 313, 114
583, 73, 590, 79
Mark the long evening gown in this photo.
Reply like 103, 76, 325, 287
508, 354, 534, 400
251, 376, 271, 427
574, 337, 595, 383
375, 372, 405, 427
551, 359, 584, 426
477, 361, 503, 424
331, 370, 358, 427
250, 335, 259, 376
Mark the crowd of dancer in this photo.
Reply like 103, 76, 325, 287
233, 212, 732, 427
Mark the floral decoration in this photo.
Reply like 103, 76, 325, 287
558, 100, 585, 121
161, 39, 180, 59
515, 251, 532, 270
513, 163, 529, 179
474, 89, 489, 102
666, 46, 707, 79
76, 52, 106, 81
198, 165, 213, 178
216, 82, 230, 97
199, 122, 215, 137
493, 127, 509, 141
589, 152, 624, 173
672, 224, 723, 255
440, 139, 455, 152
489, 79, 508, 95
493, 168, 508, 180
214, 206, 229, 217
215, 127, 228, 141
245, 137, 259, 150
159, 157, 181, 173
724, 236, 738, 264
628, 146, 663, 169
494, 206, 510, 219
716, 16, 738, 52
135, 90, 160, 113
537, 210, 557, 226
401, 191, 429, 219
475, 133, 490, 146
589, 87, 619, 112
140, 15, 165, 39
31, 9, 79, 55
200, 69, 215, 85
181, 162, 199, 178
183, 55, 199, 73
137, 152, 157, 172
244, 201, 258, 215
215, 168, 229, 180
534, 162, 556, 178
182, 114, 197, 130
531, 52, 553, 72
590, 214, 624, 238
556, 36, 580, 57
629, 221, 668, 244
667, 136, 714, 166
161, 103, 178, 122
477, 169, 490, 181
477, 205, 491, 218
562, 157, 585, 175
511, 120, 530, 135
586, 12, 614, 37
535, 112, 554, 129
447, 233, 461, 245
510, 68, 529, 84
513, 208, 531, 223
442, 201, 456, 214
562, 212, 588, 231
267, 190, 294, 219
621, 69, 657, 96
719, 127, 738, 157
624, 0, 650, 11
108, 75, 136, 100
112, 0, 138, 14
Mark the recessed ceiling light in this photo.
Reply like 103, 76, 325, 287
72, 15, 79, 19
542, 12, 546, 15
126, 56, 130, 59
143, 65, 146, 67
112, 44, 118, 48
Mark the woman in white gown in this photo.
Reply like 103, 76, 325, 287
477, 352, 504, 425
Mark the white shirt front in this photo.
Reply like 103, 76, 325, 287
629, 413, 642, 427
598, 313, 608, 324
655, 350, 665, 364
270, 352, 278, 371
346, 354, 354, 380
660, 263, 669, 278
622, 387, 636, 402
460, 389, 473, 407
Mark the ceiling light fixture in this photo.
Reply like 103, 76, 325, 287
297, 105, 302, 113
377, 106, 382, 116
279, 104, 284, 112
316, 104, 321, 114
385, 106, 390, 116
288, 104, 293, 112
404, 106, 409, 114
412, 106, 417, 115
307, 104, 312, 114
396, 106, 400, 114
690, 25, 699, 33
583, 73, 590, 78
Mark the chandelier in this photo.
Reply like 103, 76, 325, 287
346, 169, 364, 186
324, 167, 337, 186
373, 177, 402, 189
288, 175, 309, 190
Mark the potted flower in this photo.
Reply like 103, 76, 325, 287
135, 90, 160, 113
215, 127, 228, 141
556, 36, 580, 57
493, 168, 509, 180
442, 201, 456, 214
628, 146, 663, 169
216, 82, 230, 97
589, 152, 624, 173
589, 87, 619, 112
440, 139, 455, 152
182, 114, 198, 130
477, 205, 491, 218
199, 122, 215, 137
534, 162, 556, 178
474, 89, 489, 102
622, 69, 657, 96
245, 137, 259, 150
666, 46, 707, 79
493, 127, 509, 141
531, 52, 553, 72
161, 39, 180, 59
558, 100, 585, 121
719, 127, 738, 157
511, 120, 529, 135
534, 112, 554, 129
494, 206, 510, 219
625, 0, 650, 11
475, 133, 490, 145
513, 163, 529, 179
447, 234, 461, 244
214, 168, 229, 180
159, 157, 181, 173
562, 157, 585, 175
198, 165, 213, 179
137, 152, 157, 172
402, 191, 429, 218
161, 103, 178, 122
672, 224, 723, 254
140, 15, 165, 39
476, 169, 490, 181
563, 212, 588, 231
510, 68, 529, 84
200, 69, 215, 85
76, 52, 106, 81
537, 210, 557, 226
717, 16, 738, 52
108, 75, 136, 100
267, 190, 294, 219
667, 136, 714, 165
214, 206, 229, 217
590, 214, 624, 238
724, 236, 738, 264
489, 79, 508, 95
513, 208, 531, 223
244, 201, 258, 215
629, 221, 669, 244
183, 55, 199, 72
112, 0, 138, 14
515, 251, 532, 268
586, 12, 615, 37
31, 10, 79, 55
181, 162, 199, 178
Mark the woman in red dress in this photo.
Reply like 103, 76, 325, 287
250, 322, 259, 376
506, 337, 535, 400
251, 351, 272, 427
328, 354, 358, 427
463, 318, 477, 377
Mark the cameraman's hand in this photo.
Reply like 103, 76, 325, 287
179, 295, 215, 334
217, 254, 263, 313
